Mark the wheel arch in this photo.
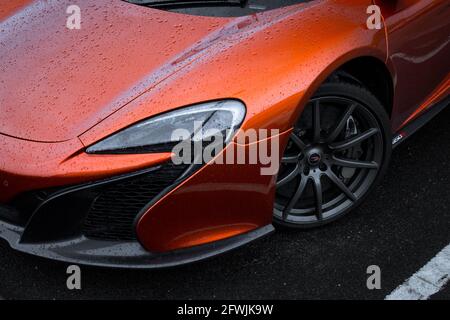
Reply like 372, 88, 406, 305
288, 51, 395, 135
327, 57, 395, 119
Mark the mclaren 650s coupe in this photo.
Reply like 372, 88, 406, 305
0, 0, 449, 268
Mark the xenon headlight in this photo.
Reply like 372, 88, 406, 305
86, 100, 246, 154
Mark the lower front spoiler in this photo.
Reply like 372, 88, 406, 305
0, 220, 274, 269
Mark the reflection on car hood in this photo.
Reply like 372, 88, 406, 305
0, 0, 234, 142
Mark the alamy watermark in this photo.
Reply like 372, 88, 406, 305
170, 124, 281, 176
66, 265, 81, 290
367, 265, 381, 290
366, 5, 382, 30
66, 5, 81, 30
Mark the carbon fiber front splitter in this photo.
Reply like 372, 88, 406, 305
0, 219, 274, 269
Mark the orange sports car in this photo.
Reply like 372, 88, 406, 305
0, 0, 448, 268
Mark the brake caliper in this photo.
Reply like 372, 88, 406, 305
340, 116, 363, 181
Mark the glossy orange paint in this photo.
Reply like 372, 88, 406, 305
375, 0, 450, 130
400, 74, 450, 128
0, 133, 172, 202
0, 0, 231, 142
0, 0, 448, 254
136, 130, 291, 252
79, 0, 389, 148
0, 0, 33, 20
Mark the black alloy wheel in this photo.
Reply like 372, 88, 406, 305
274, 81, 391, 228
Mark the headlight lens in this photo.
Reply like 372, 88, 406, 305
86, 100, 246, 154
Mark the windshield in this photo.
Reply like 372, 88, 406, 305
124, 0, 309, 17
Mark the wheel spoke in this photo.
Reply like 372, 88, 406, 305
325, 170, 357, 202
312, 176, 323, 220
276, 164, 300, 188
331, 156, 379, 169
313, 100, 321, 143
283, 176, 309, 220
282, 155, 299, 163
326, 103, 357, 143
290, 133, 306, 150
329, 128, 379, 151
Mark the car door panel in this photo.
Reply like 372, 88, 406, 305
375, 0, 450, 129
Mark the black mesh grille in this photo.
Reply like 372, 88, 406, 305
82, 163, 188, 241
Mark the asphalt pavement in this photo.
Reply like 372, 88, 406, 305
0, 106, 449, 300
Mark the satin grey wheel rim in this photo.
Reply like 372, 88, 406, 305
274, 96, 384, 225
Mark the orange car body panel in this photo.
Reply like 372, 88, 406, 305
375, 0, 450, 130
0, 0, 448, 254
0, 132, 172, 202
0, 0, 230, 142
137, 130, 291, 252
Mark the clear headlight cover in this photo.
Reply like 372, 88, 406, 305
86, 100, 246, 154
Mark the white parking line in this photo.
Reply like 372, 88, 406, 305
386, 244, 450, 300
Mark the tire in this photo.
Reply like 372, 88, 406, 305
273, 80, 392, 229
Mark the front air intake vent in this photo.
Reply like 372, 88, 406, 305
82, 163, 188, 241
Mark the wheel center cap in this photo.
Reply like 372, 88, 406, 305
309, 153, 321, 164
305, 148, 323, 166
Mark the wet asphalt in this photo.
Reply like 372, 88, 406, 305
0, 106, 449, 300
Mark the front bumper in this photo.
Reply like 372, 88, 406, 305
0, 213, 274, 269
0, 158, 275, 268
0, 131, 289, 268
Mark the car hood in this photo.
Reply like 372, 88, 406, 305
0, 0, 233, 142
